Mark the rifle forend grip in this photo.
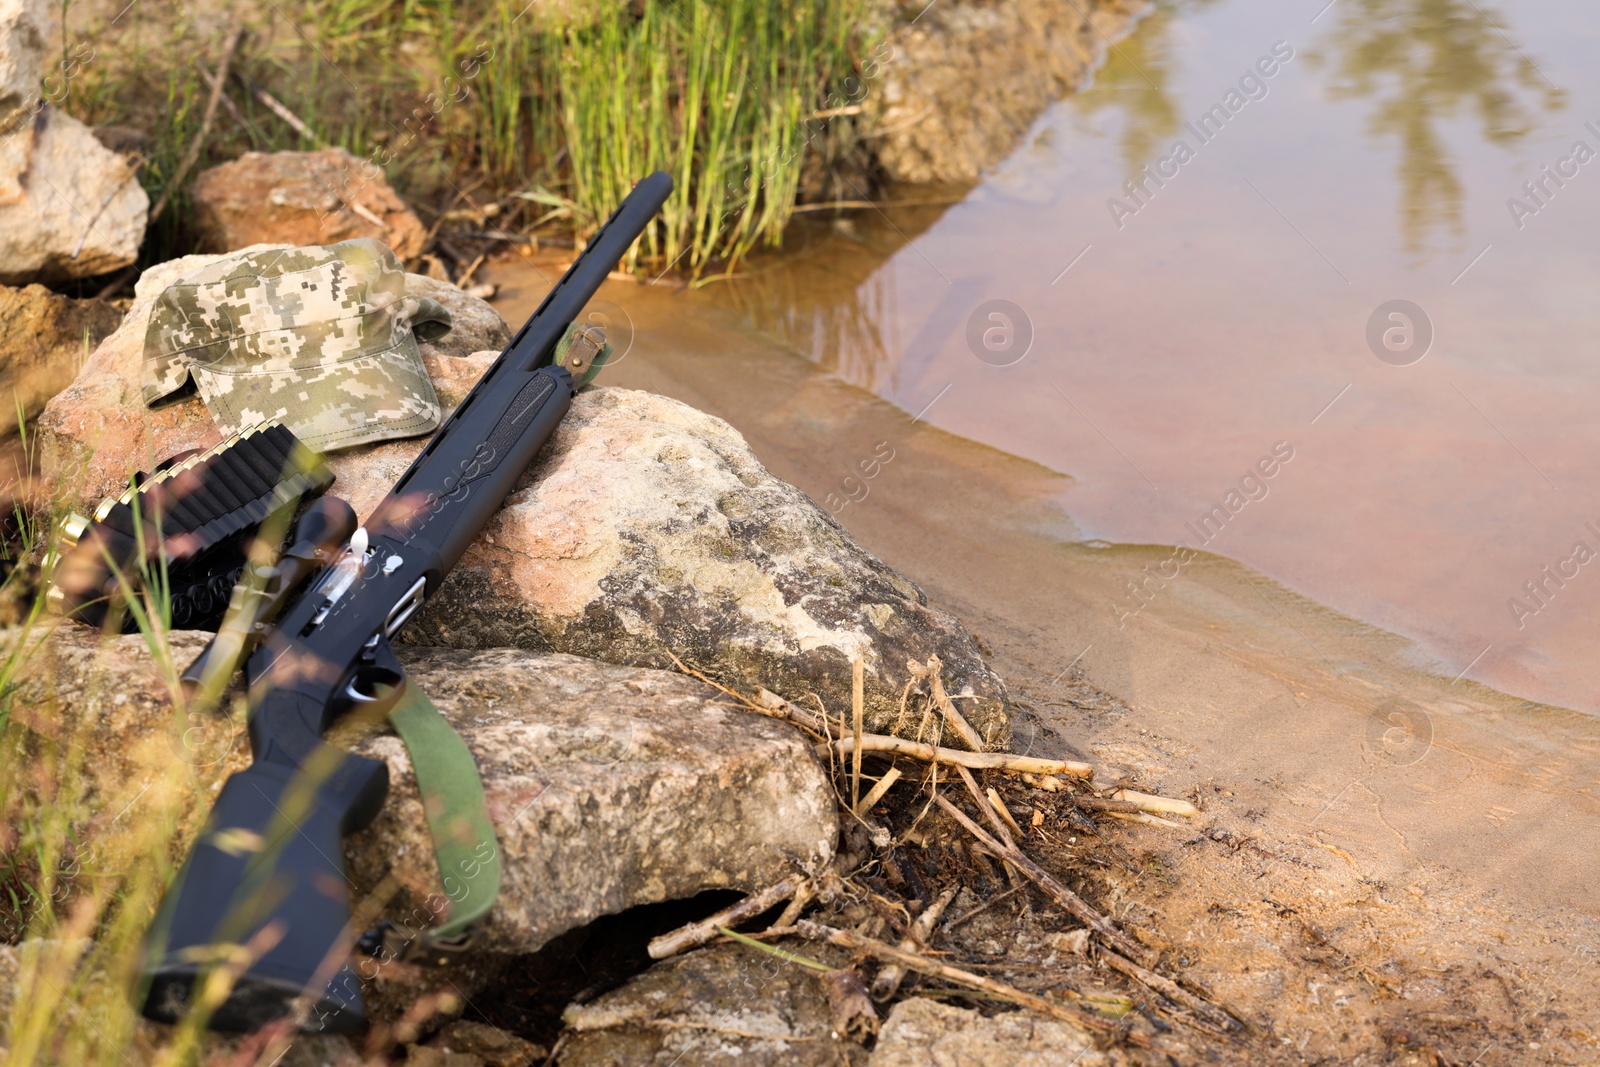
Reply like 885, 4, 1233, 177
140, 754, 388, 1033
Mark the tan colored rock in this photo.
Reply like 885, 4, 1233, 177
403, 386, 1010, 743
37, 248, 508, 502
0, 108, 148, 284
0, 283, 122, 433
347, 642, 837, 957
559, 941, 849, 1067
189, 148, 428, 260
406, 271, 512, 357
869, 0, 1147, 183
867, 997, 1126, 1066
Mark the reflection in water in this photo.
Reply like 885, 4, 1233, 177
706, 206, 955, 395
722, 0, 1569, 397
690, 0, 1600, 713
1309, 0, 1564, 255
1069, 1, 1215, 183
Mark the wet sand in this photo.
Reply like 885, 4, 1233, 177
486, 256, 1600, 1062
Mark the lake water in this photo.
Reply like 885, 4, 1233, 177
699, 0, 1600, 716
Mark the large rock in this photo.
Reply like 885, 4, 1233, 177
189, 148, 428, 260
347, 643, 837, 955
37, 247, 509, 500
869, 0, 1146, 183
5, 626, 836, 1003
39, 254, 1010, 744
0, 108, 148, 284
867, 998, 1124, 1067
0, 284, 122, 434
404, 387, 1010, 742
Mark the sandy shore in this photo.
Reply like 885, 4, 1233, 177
485, 260, 1600, 1064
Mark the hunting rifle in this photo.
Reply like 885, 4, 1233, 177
138, 171, 673, 1032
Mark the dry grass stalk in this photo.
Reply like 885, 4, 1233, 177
648, 874, 806, 960
147, 18, 246, 225
1106, 811, 1188, 830
851, 655, 865, 810
932, 794, 1152, 965
1101, 949, 1240, 1034
192, 58, 257, 141
987, 787, 1025, 839
908, 655, 985, 751
870, 885, 959, 1000
1072, 796, 1143, 813
236, 75, 325, 146
773, 880, 815, 929
1112, 789, 1200, 818
787, 920, 1149, 1046
826, 735, 1094, 778
955, 765, 1014, 851
853, 765, 902, 817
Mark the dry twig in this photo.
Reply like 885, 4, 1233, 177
908, 655, 985, 751
853, 766, 902, 817
236, 74, 324, 146
987, 787, 1025, 839
870, 885, 959, 1000
1112, 789, 1200, 818
148, 19, 245, 225
1101, 949, 1240, 1034
648, 875, 805, 960
932, 794, 1151, 964
851, 655, 865, 810
825, 735, 1093, 778
787, 920, 1149, 1046
944, 884, 1028, 930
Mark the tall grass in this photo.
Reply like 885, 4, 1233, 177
59, 0, 872, 276
0, 467, 403, 1064
0, 429, 214, 1062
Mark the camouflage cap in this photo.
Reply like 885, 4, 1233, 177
141, 239, 452, 452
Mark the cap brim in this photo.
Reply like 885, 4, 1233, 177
142, 351, 197, 406
190, 342, 442, 453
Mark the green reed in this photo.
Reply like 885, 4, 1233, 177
59, 0, 869, 275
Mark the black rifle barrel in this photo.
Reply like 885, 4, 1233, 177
372, 169, 673, 574
138, 172, 673, 1034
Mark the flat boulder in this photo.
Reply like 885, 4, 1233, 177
349, 643, 837, 956
0, 284, 122, 434
189, 148, 427, 260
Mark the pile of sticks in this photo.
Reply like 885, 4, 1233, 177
658, 654, 1248, 1051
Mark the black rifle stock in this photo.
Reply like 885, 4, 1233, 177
139, 171, 674, 1032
